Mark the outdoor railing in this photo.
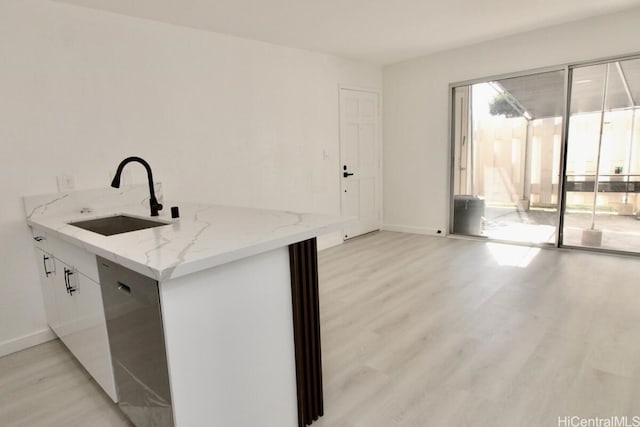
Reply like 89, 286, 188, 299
565, 174, 640, 193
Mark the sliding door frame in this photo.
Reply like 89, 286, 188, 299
448, 51, 640, 255
559, 53, 640, 257
448, 65, 567, 249
556, 66, 572, 249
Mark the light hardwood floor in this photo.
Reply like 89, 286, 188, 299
0, 338, 131, 427
3, 231, 640, 426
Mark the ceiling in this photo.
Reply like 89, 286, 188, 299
52, 0, 640, 64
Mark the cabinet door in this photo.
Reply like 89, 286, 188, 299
63, 273, 118, 402
53, 259, 117, 402
33, 239, 117, 402
52, 259, 76, 341
35, 248, 58, 330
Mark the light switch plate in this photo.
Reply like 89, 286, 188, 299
56, 174, 75, 192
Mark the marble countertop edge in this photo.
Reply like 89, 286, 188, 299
26, 203, 351, 281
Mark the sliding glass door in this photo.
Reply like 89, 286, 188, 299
451, 70, 565, 244
451, 55, 640, 254
562, 58, 640, 252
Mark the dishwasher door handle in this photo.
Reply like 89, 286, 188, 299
117, 282, 131, 294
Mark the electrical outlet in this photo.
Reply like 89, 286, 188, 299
56, 174, 75, 192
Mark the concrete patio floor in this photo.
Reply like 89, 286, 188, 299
480, 206, 640, 252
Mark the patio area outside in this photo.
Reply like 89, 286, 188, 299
482, 204, 640, 252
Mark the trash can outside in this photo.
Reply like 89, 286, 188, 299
453, 195, 485, 235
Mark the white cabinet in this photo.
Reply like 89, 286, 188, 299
31, 226, 49, 253
34, 248, 58, 330
54, 259, 117, 402
32, 233, 117, 403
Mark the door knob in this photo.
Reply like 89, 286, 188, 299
343, 172, 354, 177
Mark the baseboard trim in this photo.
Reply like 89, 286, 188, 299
0, 328, 56, 357
381, 224, 446, 236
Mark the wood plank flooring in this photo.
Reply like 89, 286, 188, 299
3, 231, 640, 426
0, 338, 131, 427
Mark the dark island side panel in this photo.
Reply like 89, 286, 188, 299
289, 238, 324, 427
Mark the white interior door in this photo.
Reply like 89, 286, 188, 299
340, 88, 381, 239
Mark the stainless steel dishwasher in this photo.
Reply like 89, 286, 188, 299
97, 256, 174, 427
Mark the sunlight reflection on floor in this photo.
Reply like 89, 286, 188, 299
483, 223, 556, 244
486, 242, 541, 267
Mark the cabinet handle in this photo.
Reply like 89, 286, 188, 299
43, 255, 52, 277
34, 236, 45, 242
64, 268, 77, 295
64, 268, 69, 293
68, 269, 77, 295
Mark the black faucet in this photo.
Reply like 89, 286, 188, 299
111, 156, 163, 217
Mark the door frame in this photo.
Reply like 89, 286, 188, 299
338, 85, 383, 240
560, 54, 640, 256
447, 51, 640, 256
447, 64, 568, 247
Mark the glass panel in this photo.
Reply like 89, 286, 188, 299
563, 58, 640, 252
451, 70, 565, 244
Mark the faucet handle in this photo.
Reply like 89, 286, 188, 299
150, 202, 163, 216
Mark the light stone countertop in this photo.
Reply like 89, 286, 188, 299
27, 198, 349, 281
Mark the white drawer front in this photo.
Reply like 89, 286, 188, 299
31, 226, 49, 253
49, 236, 99, 283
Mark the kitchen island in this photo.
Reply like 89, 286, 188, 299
24, 184, 347, 427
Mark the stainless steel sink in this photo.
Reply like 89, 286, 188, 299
68, 215, 169, 236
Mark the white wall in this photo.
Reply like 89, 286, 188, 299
0, 0, 381, 355
382, 7, 640, 235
